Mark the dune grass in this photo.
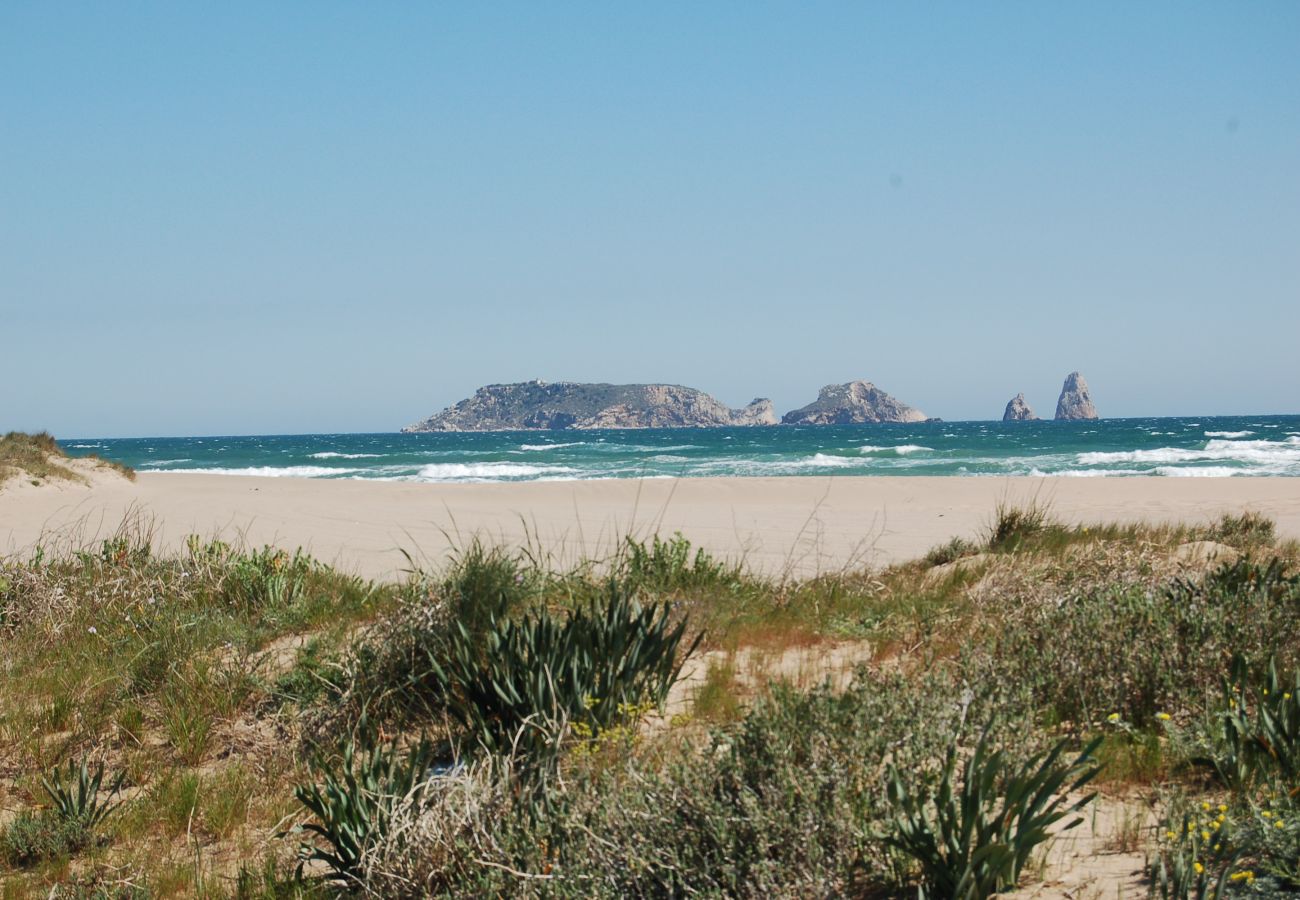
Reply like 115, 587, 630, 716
0, 431, 135, 487
0, 507, 1297, 896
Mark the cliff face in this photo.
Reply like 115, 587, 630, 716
781, 380, 928, 425
1055, 372, 1099, 420
401, 382, 779, 432
1003, 393, 1039, 421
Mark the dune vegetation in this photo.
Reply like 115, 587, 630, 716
0, 505, 1298, 897
0, 432, 135, 488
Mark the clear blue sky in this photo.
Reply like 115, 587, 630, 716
3, 2, 1297, 437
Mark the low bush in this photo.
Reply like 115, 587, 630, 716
886, 729, 1101, 899
985, 558, 1300, 728
293, 735, 436, 884
424, 582, 698, 762
619, 531, 740, 593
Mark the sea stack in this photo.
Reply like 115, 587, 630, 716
1054, 372, 1099, 420
1002, 393, 1039, 421
781, 380, 928, 425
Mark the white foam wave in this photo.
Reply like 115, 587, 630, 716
68, 443, 102, 448
518, 442, 586, 451
1078, 437, 1300, 469
860, 444, 933, 456
159, 466, 363, 478
414, 462, 577, 482
1026, 467, 1147, 478
140, 459, 193, 467
309, 451, 384, 459
1155, 466, 1258, 477
1205, 430, 1254, 439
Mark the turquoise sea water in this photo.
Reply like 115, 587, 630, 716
62, 416, 1300, 482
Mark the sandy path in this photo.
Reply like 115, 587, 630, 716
4, 474, 1300, 579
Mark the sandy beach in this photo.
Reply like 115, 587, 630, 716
4, 472, 1299, 579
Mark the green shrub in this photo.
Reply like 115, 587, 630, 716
1210, 512, 1276, 550
924, 537, 979, 567
292, 735, 435, 883
885, 729, 1101, 899
986, 558, 1300, 727
985, 501, 1051, 553
620, 531, 739, 593
0, 810, 89, 867
221, 547, 311, 611
441, 538, 539, 637
42, 756, 125, 830
425, 582, 698, 762
1151, 803, 1243, 899
1196, 656, 1300, 790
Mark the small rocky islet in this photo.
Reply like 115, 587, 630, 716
403, 373, 1098, 432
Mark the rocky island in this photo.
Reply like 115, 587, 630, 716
781, 380, 929, 425
1055, 372, 1099, 420
1003, 393, 1039, 421
402, 381, 778, 432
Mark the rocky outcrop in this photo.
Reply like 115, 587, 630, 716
1054, 372, 1099, 420
402, 382, 780, 432
781, 380, 928, 425
1003, 393, 1039, 422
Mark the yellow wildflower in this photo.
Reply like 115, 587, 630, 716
1202, 829, 1211, 841
1262, 811, 1273, 818
1194, 862, 1204, 874
1218, 804, 1228, 813
1202, 801, 1212, 811
1107, 712, 1120, 723
1156, 712, 1171, 721
1166, 830, 1177, 841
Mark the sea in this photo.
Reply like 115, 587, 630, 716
61, 416, 1300, 483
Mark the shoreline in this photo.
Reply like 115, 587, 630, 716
5, 472, 1300, 580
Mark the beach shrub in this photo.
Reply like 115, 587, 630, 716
1195, 656, 1300, 790
885, 730, 1101, 899
43, 756, 126, 830
984, 558, 1300, 727
0, 811, 91, 868
221, 546, 312, 611
1151, 805, 1241, 900
1210, 511, 1276, 551
620, 531, 739, 593
0, 757, 125, 869
924, 536, 979, 567
985, 500, 1052, 553
424, 582, 698, 762
441, 538, 541, 635
293, 735, 436, 883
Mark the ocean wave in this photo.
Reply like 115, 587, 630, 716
158, 466, 364, 478
1155, 466, 1259, 477
860, 444, 933, 456
1205, 430, 1254, 439
414, 462, 577, 482
139, 459, 193, 467
309, 451, 384, 459
68, 443, 102, 449
519, 442, 587, 451
1026, 467, 1147, 477
1078, 437, 1300, 468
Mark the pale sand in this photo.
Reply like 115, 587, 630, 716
3, 473, 1299, 580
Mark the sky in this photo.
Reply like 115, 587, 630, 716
2, 3, 1298, 437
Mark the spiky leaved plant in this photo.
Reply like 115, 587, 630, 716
886, 728, 1101, 900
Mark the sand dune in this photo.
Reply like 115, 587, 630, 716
3, 473, 1300, 579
